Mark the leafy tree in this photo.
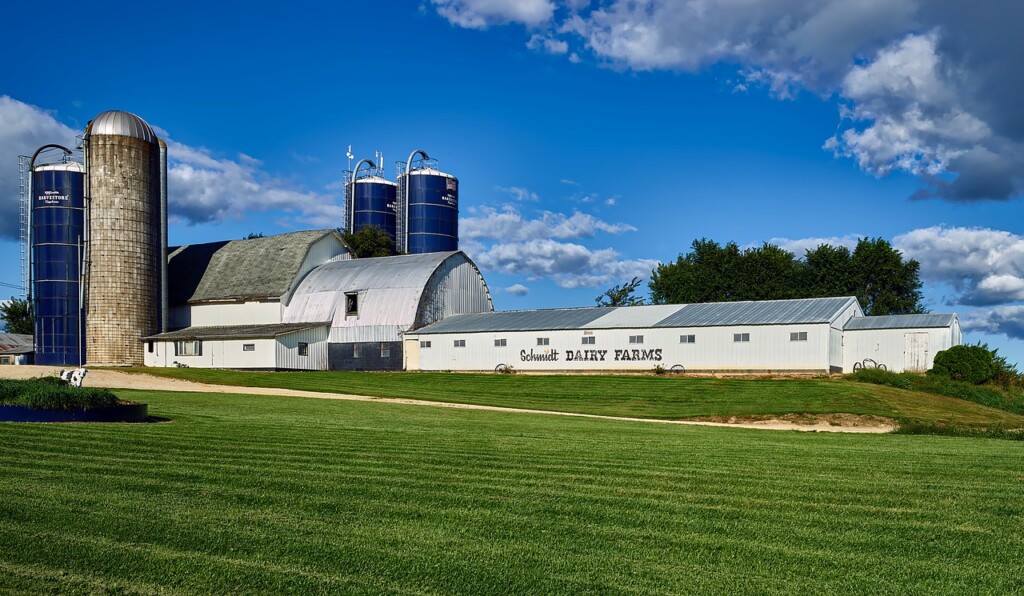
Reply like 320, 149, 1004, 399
342, 225, 396, 258
649, 236, 925, 315
244, 232, 265, 239
650, 239, 742, 304
849, 238, 924, 315
800, 244, 855, 298
596, 277, 645, 306
1, 297, 33, 335
738, 243, 798, 301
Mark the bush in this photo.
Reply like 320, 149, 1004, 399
930, 344, 1000, 385
0, 378, 119, 411
848, 368, 1024, 416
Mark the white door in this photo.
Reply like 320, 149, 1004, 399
904, 332, 928, 372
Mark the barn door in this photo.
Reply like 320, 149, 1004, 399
904, 332, 928, 372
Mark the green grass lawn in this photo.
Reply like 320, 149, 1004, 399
124, 368, 1024, 428
1, 390, 1023, 593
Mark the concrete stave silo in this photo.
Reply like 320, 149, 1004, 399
83, 110, 166, 365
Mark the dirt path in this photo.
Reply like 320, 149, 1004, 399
1, 366, 896, 434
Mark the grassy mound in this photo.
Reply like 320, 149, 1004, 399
849, 368, 1024, 416
0, 377, 119, 411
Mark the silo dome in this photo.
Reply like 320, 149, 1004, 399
86, 110, 157, 144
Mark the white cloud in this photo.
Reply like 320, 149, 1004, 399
504, 283, 529, 296
560, 178, 580, 186
434, 1, 1024, 202
961, 306, 1024, 341
893, 226, 1024, 306
432, 0, 554, 29
162, 136, 341, 228
474, 239, 658, 289
0, 96, 81, 239
460, 203, 653, 289
527, 34, 569, 55
495, 185, 539, 201
461, 204, 635, 242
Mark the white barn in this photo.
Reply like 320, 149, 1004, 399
144, 230, 493, 370
405, 297, 960, 374
843, 314, 961, 372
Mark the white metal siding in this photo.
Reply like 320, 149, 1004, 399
282, 234, 347, 306
145, 338, 277, 368
842, 325, 957, 372
276, 326, 329, 370
409, 324, 832, 372
416, 258, 494, 327
189, 301, 282, 327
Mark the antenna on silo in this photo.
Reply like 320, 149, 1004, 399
346, 145, 354, 172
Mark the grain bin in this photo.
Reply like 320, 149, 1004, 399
30, 147, 85, 366
83, 110, 167, 365
396, 150, 458, 254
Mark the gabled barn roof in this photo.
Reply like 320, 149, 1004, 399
168, 229, 341, 304
844, 313, 957, 330
413, 296, 863, 334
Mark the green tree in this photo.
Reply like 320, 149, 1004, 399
244, 232, 265, 239
596, 277, 645, 306
800, 244, 855, 298
342, 225, 396, 258
738, 243, 798, 300
849, 238, 924, 315
650, 239, 743, 304
1, 297, 33, 335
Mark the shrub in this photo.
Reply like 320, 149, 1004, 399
0, 378, 119, 411
849, 368, 1024, 416
930, 344, 999, 385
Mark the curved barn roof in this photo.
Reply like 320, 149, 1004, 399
168, 229, 342, 304
283, 251, 492, 339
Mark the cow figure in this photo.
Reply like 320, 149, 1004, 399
57, 368, 88, 388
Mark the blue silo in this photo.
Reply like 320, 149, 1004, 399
352, 177, 398, 246
405, 168, 458, 254
31, 161, 86, 366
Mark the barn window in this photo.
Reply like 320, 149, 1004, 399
353, 344, 362, 358
733, 333, 750, 343
420, 340, 432, 348
537, 337, 550, 346
174, 340, 201, 356
790, 332, 808, 342
582, 336, 595, 345
629, 335, 644, 344
147, 341, 154, 353
494, 338, 507, 347
454, 339, 466, 348
298, 342, 309, 356
242, 343, 255, 352
381, 343, 390, 358
345, 292, 359, 316
680, 335, 696, 344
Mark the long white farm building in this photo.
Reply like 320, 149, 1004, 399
405, 297, 960, 374
141, 229, 959, 374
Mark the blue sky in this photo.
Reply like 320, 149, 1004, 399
2, 1, 1023, 364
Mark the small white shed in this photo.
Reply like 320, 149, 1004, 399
842, 314, 961, 373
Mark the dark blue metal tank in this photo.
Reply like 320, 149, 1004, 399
352, 178, 397, 247
31, 164, 85, 366
406, 170, 458, 254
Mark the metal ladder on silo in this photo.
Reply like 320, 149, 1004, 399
18, 155, 30, 297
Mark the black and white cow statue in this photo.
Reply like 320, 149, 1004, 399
57, 368, 88, 388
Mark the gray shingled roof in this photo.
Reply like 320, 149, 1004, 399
168, 230, 338, 304
413, 297, 861, 335
654, 296, 859, 327
143, 322, 327, 341
844, 314, 956, 330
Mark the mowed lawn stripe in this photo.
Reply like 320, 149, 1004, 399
1, 391, 1022, 593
